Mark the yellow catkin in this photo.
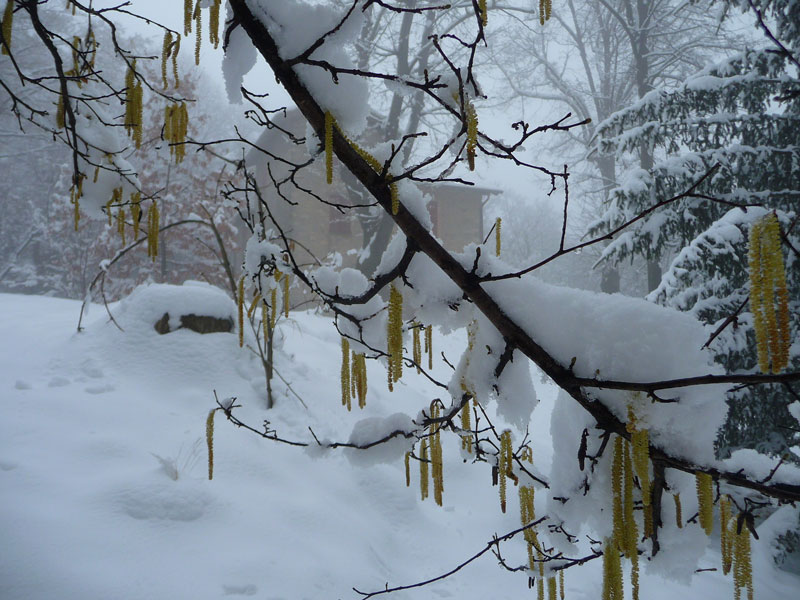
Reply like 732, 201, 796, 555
209, 0, 220, 48
325, 110, 334, 184
1, 0, 14, 55
341, 337, 351, 410
404, 451, 411, 487
466, 97, 478, 171
602, 537, 623, 600
763, 213, 790, 372
413, 323, 421, 374
124, 62, 143, 147
627, 405, 651, 507
499, 430, 513, 513
351, 352, 367, 409
117, 208, 126, 246
420, 438, 429, 501
721, 496, 733, 575
270, 288, 277, 329
206, 408, 216, 480
761, 223, 779, 371
430, 402, 444, 506
425, 324, 433, 370
237, 275, 245, 348
733, 523, 753, 600
283, 275, 290, 318
171, 34, 181, 88
194, 0, 201, 66
673, 493, 683, 529
559, 570, 564, 600
261, 304, 269, 351
147, 201, 159, 260
696, 471, 714, 536
246, 293, 262, 319
387, 284, 403, 389
749, 213, 790, 373
161, 30, 172, 89
130, 192, 141, 240
460, 402, 472, 452
519, 486, 540, 571
547, 577, 557, 600
184, 0, 193, 36
70, 182, 81, 231
539, 0, 552, 25
748, 218, 769, 372
495, 217, 501, 256
521, 446, 533, 463
478, 0, 488, 26
623, 441, 640, 600
611, 436, 625, 551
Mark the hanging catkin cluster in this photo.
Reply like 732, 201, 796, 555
721, 495, 733, 575
324, 111, 400, 214
732, 519, 754, 600
116, 206, 126, 245
160, 31, 180, 89
419, 437, 429, 500
205, 408, 216, 480
124, 62, 143, 148
495, 217, 502, 257
696, 471, 714, 536
428, 401, 444, 506
626, 404, 652, 536
146, 201, 159, 260
341, 337, 351, 410
519, 485, 538, 565
539, 0, 552, 25
478, 0, 488, 26
193, 0, 202, 66
130, 192, 141, 240
340, 338, 367, 411
460, 400, 472, 452
1, 0, 14, 56
351, 351, 367, 409
498, 429, 515, 513
609, 435, 640, 600
412, 323, 423, 374
386, 283, 404, 390
424, 324, 433, 370
164, 102, 189, 163
602, 537, 623, 600
183, 0, 193, 36
69, 175, 84, 231
466, 96, 478, 171
209, 0, 221, 49
748, 213, 790, 373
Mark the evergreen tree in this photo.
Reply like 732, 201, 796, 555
590, 0, 799, 459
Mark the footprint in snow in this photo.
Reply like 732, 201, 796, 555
80, 360, 104, 379
48, 376, 70, 388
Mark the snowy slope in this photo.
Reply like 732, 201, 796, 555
1, 290, 798, 600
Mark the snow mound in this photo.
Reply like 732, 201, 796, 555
115, 281, 236, 332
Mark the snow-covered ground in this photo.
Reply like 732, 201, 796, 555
1, 288, 797, 599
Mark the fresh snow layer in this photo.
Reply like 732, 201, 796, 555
1, 292, 799, 599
